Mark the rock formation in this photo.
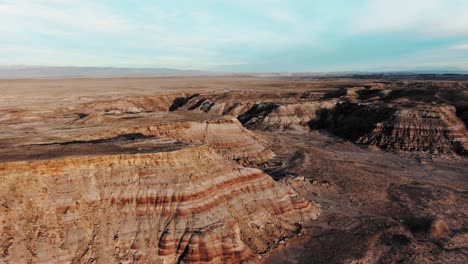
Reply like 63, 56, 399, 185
161, 86, 468, 156
0, 93, 320, 263
0, 141, 319, 263
238, 101, 336, 131
359, 104, 467, 155
167, 92, 336, 132
311, 102, 467, 156
0, 76, 467, 263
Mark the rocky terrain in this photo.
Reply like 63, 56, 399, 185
0, 76, 467, 263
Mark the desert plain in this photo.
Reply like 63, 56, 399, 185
0, 75, 467, 263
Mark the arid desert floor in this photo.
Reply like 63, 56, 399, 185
0, 76, 467, 263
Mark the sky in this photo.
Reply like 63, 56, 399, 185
1, 0, 468, 72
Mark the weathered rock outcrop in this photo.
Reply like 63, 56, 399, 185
80, 94, 183, 114
1, 76, 467, 264
312, 102, 468, 156
73, 115, 275, 164
359, 105, 467, 155
238, 101, 336, 131
169, 95, 254, 116
140, 117, 275, 163
3, 110, 274, 165
0, 145, 320, 263
166, 92, 336, 132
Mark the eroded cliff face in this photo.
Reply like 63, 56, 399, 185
238, 101, 337, 131
162, 85, 468, 157
138, 117, 275, 164
359, 105, 467, 155
0, 145, 319, 264
70, 115, 275, 164
0, 90, 322, 264
166, 92, 336, 132
312, 103, 467, 156
1, 110, 274, 165
1, 77, 467, 264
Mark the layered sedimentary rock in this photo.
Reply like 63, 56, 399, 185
0, 91, 318, 263
73, 115, 275, 164
359, 105, 467, 155
238, 101, 336, 131
312, 102, 468, 155
0, 145, 320, 264
167, 92, 336, 132
80, 94, 183, 114
169, 94, 254, 116
2, 110, 274, 165
158, 88, 468, 156
137, 117, 275, 163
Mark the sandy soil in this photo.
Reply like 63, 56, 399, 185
263, 131, 467, 263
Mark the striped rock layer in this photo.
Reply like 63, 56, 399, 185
72, 115, 275, 164
0, 145, 320, 264
358, 105, 468, 155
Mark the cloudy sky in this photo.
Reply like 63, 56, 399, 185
1, 0, 468, 72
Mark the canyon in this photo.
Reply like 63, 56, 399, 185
0, 76, 467, 263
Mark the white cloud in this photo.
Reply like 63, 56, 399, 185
354, 0, 468, 37
267, 8, 297, 23
0, 0, 134, 35
450, 43, 468, 50
2, 0, 465, 71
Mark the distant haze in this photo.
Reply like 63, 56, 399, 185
0, 66, 467, 79
0, 66, 215, 79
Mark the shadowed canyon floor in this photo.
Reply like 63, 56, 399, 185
0, 76, 467, 263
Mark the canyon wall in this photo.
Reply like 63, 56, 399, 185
165, 86, 467, 156
0, 145, 320, 263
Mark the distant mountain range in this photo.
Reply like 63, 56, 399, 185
0, 66, 216, 79
0, 65, 466, 79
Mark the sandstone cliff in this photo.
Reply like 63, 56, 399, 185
359, 105, 467, 155
162, 87, 467, 156
0, 145, 320, 263
311, 102, 467, 156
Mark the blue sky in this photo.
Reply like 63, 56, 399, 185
1, 0, 468, 72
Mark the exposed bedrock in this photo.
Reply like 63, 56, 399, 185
72, 115, 275, 165
0, 145, 320, 264
141, 117, 275, 163
80, 94, 184, 114
163, 89, 468, 156
360, 106, 467, 156
311, 102, 468, 156
238, 101, 337, 131
167, 91, 326, 115
166, 92, 337, 132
